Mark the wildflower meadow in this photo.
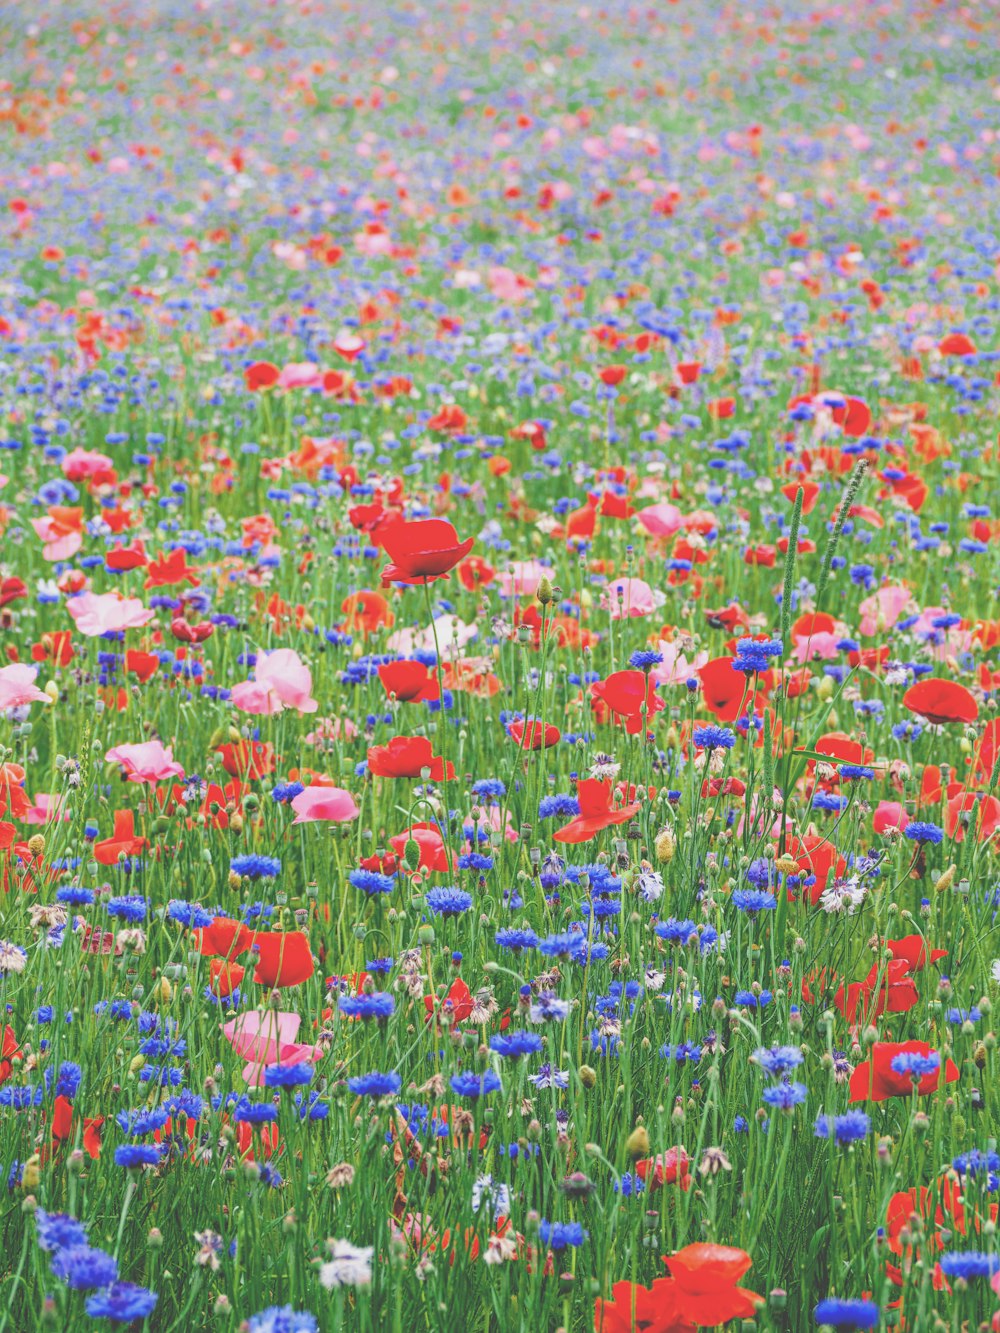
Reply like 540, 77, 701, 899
1, 1, 1000, 1329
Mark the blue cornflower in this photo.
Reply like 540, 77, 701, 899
247, 1308, 319, 1333
338, 993, 395, 1022
55, 1062, 82, 1099
731, 889, 776, 913
35, 1210, 88, 1252
939, 1251, 999, 1279
450, 1071, 501, 1099
890, 1051, 940, 1080
693, 725, 736, 750
347, 1071, 401, 1098
655, 917, 698, 945
538, 794, 580, 819
538, 930, 587, 959
425, 886, 473, 916
814, 1111, 870, 1144
735, 989, 773, 1008
495, 927, 539, 952
231, 854, 281, 879
732, 638, 783, 674
904, 821, 943, 845
85, 1284, 158, 1323
947, 1007, 981, 1024
489, 1031, 544, 1059
660, 1043, 701, 1064
233, 1100, 280, 1124
264, 1063, 314, 1089
838, 765, 874, 781
953, 1150, 1000, 1177
113, 1144, 163, 1169
814, 1298, 879, 1329
753, 1046, 804, 1077
471, 779, 506, 799
51, 1245, 119, 1290
115, 1107, 168, 1136
762, 1081, 807, 1111
166, 900, 214, 928
812, 792, 848, 812
105, 895, 147, 923
628, 650, 664, 671
538, 1220, 587, 1250
57, 885, 95, 906
348, 868, 397, 896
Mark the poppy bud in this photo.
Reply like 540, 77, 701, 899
579, 1065, 597, 1089
625, 1125, 650, 1159
654, 828, 676, 864
404, 838, 421, 871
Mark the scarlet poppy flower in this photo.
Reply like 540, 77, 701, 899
457, 555, 496, 590
849, 1040, 960, 1103
380, 518, 474, 587
215, 741, 275, 780
594, 1277, 695, 1333
902, 677, 978, 726
835, 960, 918, 1024
252, 931, 315, 989
245, 361, 280, 391
780, 479, 820, 513
389, 822, 454, 873
599, 365, 627, 386
708, 397, 734, 419
124, 650, 159, 683
945, 789, 1000, 842
704, 604, 750, 633
938, 332, 977, 357
553, 779, 640, 844
144, 548, 200, 589
0, 1024, 20, 1085
811, 732, 874, 768
635, 1147, 691, 1191
31, 631, 74, 667
508, 718, 561, 750
698, 657, 752, 723
590, 670, 664, 734
0, 578, 27, 609
93, 810, 150, 866
423, 977, 474, 1025
341, 590, 395, 634
378, 660, 439, 704
170, 617, 214, 644
208, 959, 246, 997
367, 735, 454, 781
664, 1243, 761, 1325
106, 541, 148, 572
676, 361, 701, 384
83, 1117, 104, 1160
885, 935, 947, 972
195, 916, 255, 961
51, 1094, 74, 1143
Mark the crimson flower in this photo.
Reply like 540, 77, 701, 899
380, 518, 474, 587
508, 718, 560, 750
378, 661, 439, 703
553, 779, 640, 844
252, 931, 315, 989
590, 670, 664, 734
367, 735, 454, 781
849, 1040, 960, 1103
902, 677, 978, 726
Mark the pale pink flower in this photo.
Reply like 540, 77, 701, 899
61, 448, 114, 481
650, 640, 708, 687
276, 362, 321, 390
386, 615, 477, 656
232, 649, 318, 716
223, 1011, 322, 1087
105, 740, 184, 784
495, 560, 550, 599
23, 793, 69, 825
66, 591, 155, 637
791, 631, 842, 664
0, 664, 49, 710
858, 585, 913, 636
635, 502, 683, 539
31, 517, 81, 563
601, 577, 656, 620
304, 717, 358, 745
290, 786, 359, 824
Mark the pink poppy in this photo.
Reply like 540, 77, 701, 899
23, 793, 69, 825
31, 517, 82, 563
650, 640, 708, 687
276, 362, 322, 390
386, 615, 478, 656
222, 1010, 322, 1088
873, 801, 910, 835
0, 664, 50, 710
636, 502, 683, 539
66, 592, 155, 637
495, 560, 550, 599
61, 448, 115, 481
602, 577, 657, 619
858, 585, 912, 636
290, 786, 360, 824
105, 740, 184, 784
232, 649, 319, 716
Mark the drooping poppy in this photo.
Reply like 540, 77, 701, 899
902, 678, 978, 726
553, 779, 641, 844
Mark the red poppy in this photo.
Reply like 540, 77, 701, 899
457, 555, 496, 590
0, 1025, 20, 1084
508, 719, 560, 750
590, 670, 664, 734
170, 617, 214, 644
676, 361, 701, 384
885, 935, 947, 972
780, 480, 820, 513
938, 332, 977, 357
124, 650, 159, 683
252, 931, 315, 989
380, 518, 474, 587
389, 822, 454, 873
367, 735, 454, 781
664, 1243, 761, 1325
704, 603, 750, 633
594, 1278, 695, 1333
849, 1040, 960, 1103
635, 1146, 691, 1191
245, 361, 280, 391
93, 810, 150, 866
945, 790, 1000, 842
144, 549, 200, 589
902, 678, 978, 726
698, 657, 752, 723
208, 959, 245, 997
553, 779, 640, 844
195, 916, 255, 961
423, 977, 474, 1025
0, 578, 27, 609
341, 590, 395, 635
378, 660, 439, 704
51, 1094, 74, 1143
106, 541, 148, 572
599, 365, 627, 386
83, 1117, 104, 1160
835, 960, 918, 1024
215, 741, 275, 780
